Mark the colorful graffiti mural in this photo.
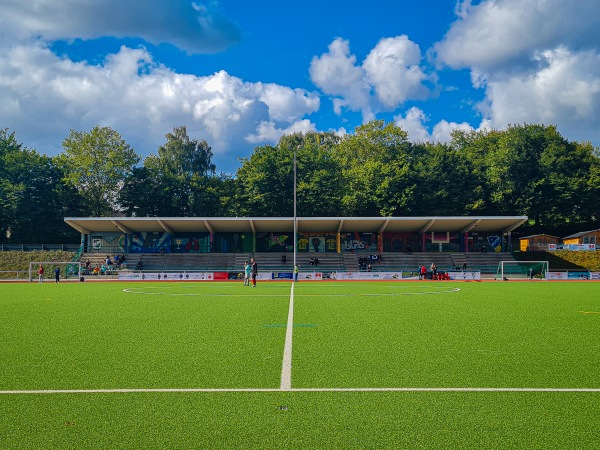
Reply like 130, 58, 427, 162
340, 232, 377, 252
297, 232, 337, 252
130, 232, 171, 253
171, 233, 211, 253
256, 232, 293, 252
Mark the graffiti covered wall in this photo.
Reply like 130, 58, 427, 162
129, 232, 171, 253
340, 232, 378, 252
256, 232, 293, 252
171, 233, 211, 253
297, 232, 337, 252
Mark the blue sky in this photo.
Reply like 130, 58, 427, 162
1, 0, 600, 173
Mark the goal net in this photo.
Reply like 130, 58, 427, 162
496, 261, 549, 281
29, 261, 82, 282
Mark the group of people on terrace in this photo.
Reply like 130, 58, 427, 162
82, 254, 127, 275
359, 253, 381, 271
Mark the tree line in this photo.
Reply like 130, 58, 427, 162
1, 121, 598, 244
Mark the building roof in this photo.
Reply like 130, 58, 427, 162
563, 229, 600, 240
64, 216, 528, 235
519, 234, 560, 240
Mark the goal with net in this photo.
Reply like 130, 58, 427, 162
29, 261, 82, 282
496, 260, 549, 281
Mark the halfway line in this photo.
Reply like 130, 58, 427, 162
280, 282, 294, 390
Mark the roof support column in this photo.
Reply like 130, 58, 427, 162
378, 219, 389, 253
203, 220, 215, 253
249, 220, 256, 254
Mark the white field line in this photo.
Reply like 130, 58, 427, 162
1, 387, 599, 395
280, 282, 295, 390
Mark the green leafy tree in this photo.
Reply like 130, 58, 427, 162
538, 138, 600, 226
451, 124, 600, 230
411, 142, 486, 216
188, 173, 237, 217
235, 142, 294, 217
234, 132, 343, 217
140, 126, 217, 216
334, 120, 414, 216
0, 129, 83, 243
483, 124, 548, 217
153, 126, 216, 178
56, 126, 140, 216
450, 128, 497, 215
0, 129, 22, 241
118, 166, 168, 216
295, 132, 344, 217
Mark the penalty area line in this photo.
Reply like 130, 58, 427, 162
1, 387, 600, 395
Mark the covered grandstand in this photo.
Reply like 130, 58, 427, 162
65, 216, 527, 276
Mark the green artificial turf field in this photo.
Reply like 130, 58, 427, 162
1, 281, 599, 449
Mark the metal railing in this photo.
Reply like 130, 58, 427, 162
0, 244, 81, 252
0, 270, 25, 280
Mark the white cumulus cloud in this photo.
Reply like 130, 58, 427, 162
477, 48, 600, 139
310, 36, 432, 121
394, 107, 486, 143
433, 0, 600, 146
0, 0, 241, 54
363, 36, 429, 108
0, 43, 320, 172
245, 120, 316, 144
309, 38, 372, 116
434, 0, 600, 72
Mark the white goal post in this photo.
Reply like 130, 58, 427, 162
29, 261, 82, 282
496, 260, 549, 281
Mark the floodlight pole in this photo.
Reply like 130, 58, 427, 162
293, 144, 298, 273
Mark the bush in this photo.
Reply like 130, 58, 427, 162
516, 250, 600, 271
0, 251, 77, 278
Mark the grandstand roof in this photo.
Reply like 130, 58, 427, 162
64, 216, 528, 235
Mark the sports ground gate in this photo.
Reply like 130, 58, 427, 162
65, 216, 528, 255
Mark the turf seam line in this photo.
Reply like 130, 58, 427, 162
1, 388, 600, 395
280, 282, 294, 391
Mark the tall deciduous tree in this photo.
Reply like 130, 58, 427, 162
118, 166, 168, 216
57, 126, 139, 216
152, 126, 216, 178
0, 129, 22, 240
295, 132, 343, 217
235, 142, 294, 217
0, 129, 83, 243
138, 126, 217, 216
235, 132, 344, 217
538, 138, 600, 226
411, 142, 486, 216
335, 120, 414, 216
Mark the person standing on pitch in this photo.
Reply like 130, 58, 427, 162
38, 264, 44, 283
294, 264, 299, 282
251, 257, 258, 287
54, 266, 60, 283
244, 261, 251, 286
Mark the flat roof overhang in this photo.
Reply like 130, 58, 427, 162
65, 216, 528, 235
